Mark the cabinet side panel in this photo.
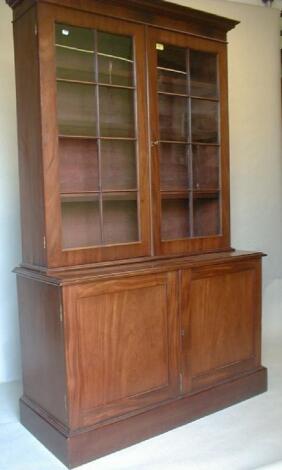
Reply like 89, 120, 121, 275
13, 7, 46, 266
17, 276, 67, 425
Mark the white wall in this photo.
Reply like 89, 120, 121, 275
174, 0, 282, 351
0, 0, 281, 383
0, 4, 21, 383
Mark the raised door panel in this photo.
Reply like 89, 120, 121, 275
181, 259, 261, 394
63, 272, 179, 428
148, 27, 231, 257
37, 3, 150, 267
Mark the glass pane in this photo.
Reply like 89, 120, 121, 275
160, 144, 189, 190
193, 195, 220, 237
59, 137, 99, 193
98, 55, 133, 87
193, 145, 219, 190
158, 69, 187, 94
61, 195, 101, 249
101, 140, 137, 190
103, 192, 139, 244
191, 99, 219, 144
55, 24, 94, 51
190, 50, 218, 98
157, 43, 187, 94
99, 87, 135, 137
57, 82, 97, 136
56, 47, 95, 82
157, 44, 186, 72
159, 95, 188, 141
98, 32, 132, 60
161, 196, 190, 240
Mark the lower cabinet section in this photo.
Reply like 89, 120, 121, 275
63, 272, 179, 428
180, 260, 261, 394
16, 252, 267, 468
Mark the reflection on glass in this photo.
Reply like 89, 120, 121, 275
161, 196, 190, 240
160, 144, 189, 190
193, 195, 220, 237
98, 32, 132, 60
157, 44, 186, 72
56, 47, 95, 82
55, 24, 94, 51
191, 99, 218, 144
55, 25, 141, 249
103, 192, 139, 244
98, 55, 133, 87
57, 82, 97, 136
99, 87, 135, 137
59, 137, 99, 193
101, 140, 137, 190
61, 195, 101, 249
193, 145, 219, 190
190, 50, 218, 98
157, 43, 187, 94
159, 95, 188, 141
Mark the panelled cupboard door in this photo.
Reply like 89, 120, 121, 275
180, 260, 262, 394
37, 3, 150, 267
148, 27, 231, 256
63, 272, 179, 429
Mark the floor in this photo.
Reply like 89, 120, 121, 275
0, 337, 281, 470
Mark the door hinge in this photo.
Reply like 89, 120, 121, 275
59, 304, 63, 323
34, 23, 38, 36
179, 373, 183, 393
181, 329, 185, 337
43, 236, 46, 250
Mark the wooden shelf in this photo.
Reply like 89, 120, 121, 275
161, 190, 190, 200
57, 78, 135, 90
59, 135, 137, 141
158, 91, 188, 98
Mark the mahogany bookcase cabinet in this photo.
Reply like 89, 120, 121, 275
7, 0, 267, 467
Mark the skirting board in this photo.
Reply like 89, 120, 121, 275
20, 367, 267, 469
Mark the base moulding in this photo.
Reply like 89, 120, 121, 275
20, 366, 267, 468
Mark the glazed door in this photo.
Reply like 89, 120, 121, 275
38, 4, 150, 267
180, 260, 262, 394
63, 272, 179, 429
148, 27, 231, 256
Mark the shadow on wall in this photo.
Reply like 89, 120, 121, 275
262, 278, 282, 349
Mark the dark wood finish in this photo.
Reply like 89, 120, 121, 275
37, 5, 151, 267
15, 251, 266, 467
59, 138, 99, 193
161, 197, 190, 240
13, 7, 46, 266
63, 272, 179, 428
193, 195, 220, 237
7, 0, 239, 42
17, 277, 68, 425
8, 1, 266, 468
61, 198, 101, 249
148, 27, 230, 256
20, 366, 267, 468
192, 145, 219, 190
15, 250, 263, 284
181, 260, 262, 393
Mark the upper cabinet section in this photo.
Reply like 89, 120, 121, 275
9, 0, 238, 269
55, 24, 140, 251
7, 0, 239, 41
149, 28, 231, 256
38, 8, 151, 267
